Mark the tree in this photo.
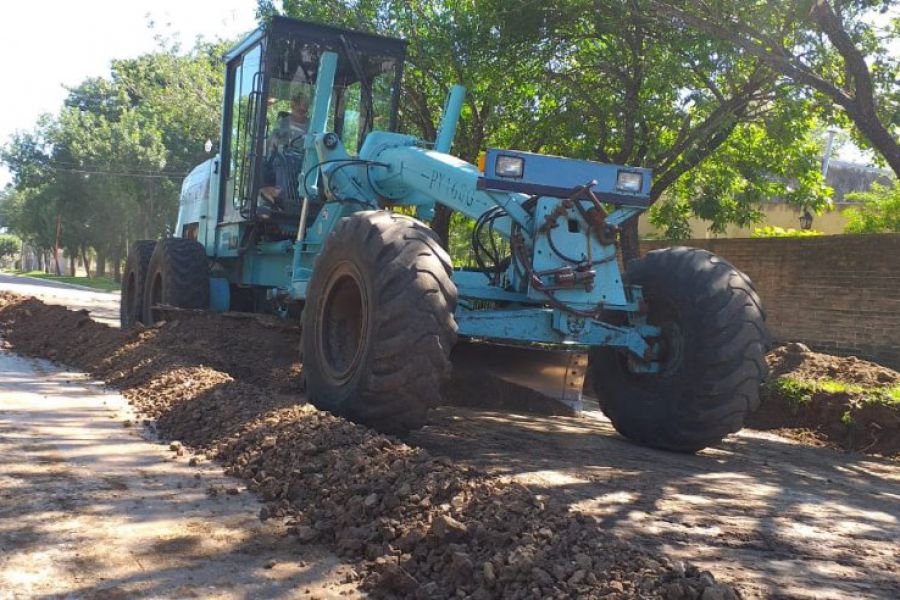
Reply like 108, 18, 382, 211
843, 182, 900, 232
1, 36, 229, 280
652, 0, 900, 178
497, 0, 831, 247
261, 0, 832, 254
0, 234, 21, 264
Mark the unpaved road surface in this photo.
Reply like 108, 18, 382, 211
0, 285, 898, 598
0, 350, 359, 599
0, 273, 119, 326
412, 409, 900, 599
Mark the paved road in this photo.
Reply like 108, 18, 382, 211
0, 273, 120, 327
0, 350, 359, 599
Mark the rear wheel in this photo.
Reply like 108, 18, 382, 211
120, 240, 156, 328
590, 247, 769, 452
142, 238, 210, 325
302, 211, 458, 433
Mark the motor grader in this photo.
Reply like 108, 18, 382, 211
120, 16, 768, 452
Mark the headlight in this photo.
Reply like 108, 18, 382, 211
495, 155, 524, 178
616, 170, 643, 192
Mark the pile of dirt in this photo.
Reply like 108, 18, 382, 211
748, 342, 900, 457
767, 342, 900, 387
0, 292, 735, 599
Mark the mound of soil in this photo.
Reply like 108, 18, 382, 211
767, 342, 900, 387
0, 293, 733, 599
748, 343, 900, 457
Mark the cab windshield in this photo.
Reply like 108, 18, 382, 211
266, 36, 400, 155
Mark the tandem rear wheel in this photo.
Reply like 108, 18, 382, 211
140, 238, 210, 326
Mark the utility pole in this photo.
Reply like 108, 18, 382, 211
821, 129, 838, 177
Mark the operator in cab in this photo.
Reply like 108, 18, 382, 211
267, 92, 309, 153
260, 92, 309, 209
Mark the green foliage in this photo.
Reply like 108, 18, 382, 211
751, 225, 824, 238
843, 183, 900, 233
16, 271, 120, 292
767, 377, 815, 409
0, 234, 21, 263
3, 1, 893, 275
0, 36, 230, 275
447, 211, 476, 266
840, 410, 854, 426
265, 0, 835, 244
651, 1, 900, 177
647, 197, 695, 240
768, 376, 900, 410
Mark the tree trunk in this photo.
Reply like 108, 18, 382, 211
112, 254, 122, 282
431, 205, 453, 250
620, 218, 640, 264
81, 247, 92, 279
95, 250, 106, 277
847, 110, 900, 178
68, 254, 76, 277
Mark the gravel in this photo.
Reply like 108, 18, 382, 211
0, 292, 738, 598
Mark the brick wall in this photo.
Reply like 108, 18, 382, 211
641, 235, 900, 370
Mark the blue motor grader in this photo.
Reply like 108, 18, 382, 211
120, 16, 768, 452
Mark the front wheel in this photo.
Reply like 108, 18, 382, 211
302, 211, 458, 433
590, 247, 769, 452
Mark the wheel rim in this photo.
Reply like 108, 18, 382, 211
626, 296, 685, 380
655, 319, 685, 377
317, 262, 369, 385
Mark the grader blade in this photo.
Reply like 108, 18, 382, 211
449, 342, 588, 413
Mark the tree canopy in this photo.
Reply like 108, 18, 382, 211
2, 1, 896, 272
0, 37, 228, 276
261, 0, 842, 243
652, 0, 899, 177
843, 182, 900, 231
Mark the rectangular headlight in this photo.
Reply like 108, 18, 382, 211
495, 155, 524, 178
616, 170, 643, 193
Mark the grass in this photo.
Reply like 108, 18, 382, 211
12, 270, 120, 292
767, 376, 900, 409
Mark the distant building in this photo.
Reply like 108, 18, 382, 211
639, 160, 895, 238
825, 160, 893, 204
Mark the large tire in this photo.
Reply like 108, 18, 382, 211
302, 211, 458, 433
142, 238, 210, 324
590, 247, 769, 452
120, 240, 156, 328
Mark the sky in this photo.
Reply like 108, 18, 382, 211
0, 0, 259, 187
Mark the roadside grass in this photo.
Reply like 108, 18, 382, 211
767, 376, 900, 409
10, 270, 120, 292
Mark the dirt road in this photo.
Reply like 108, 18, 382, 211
0, 284, 897, 598
0, 273, 119, 327
0, 350, 359, 598
412, 408, 900, 599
